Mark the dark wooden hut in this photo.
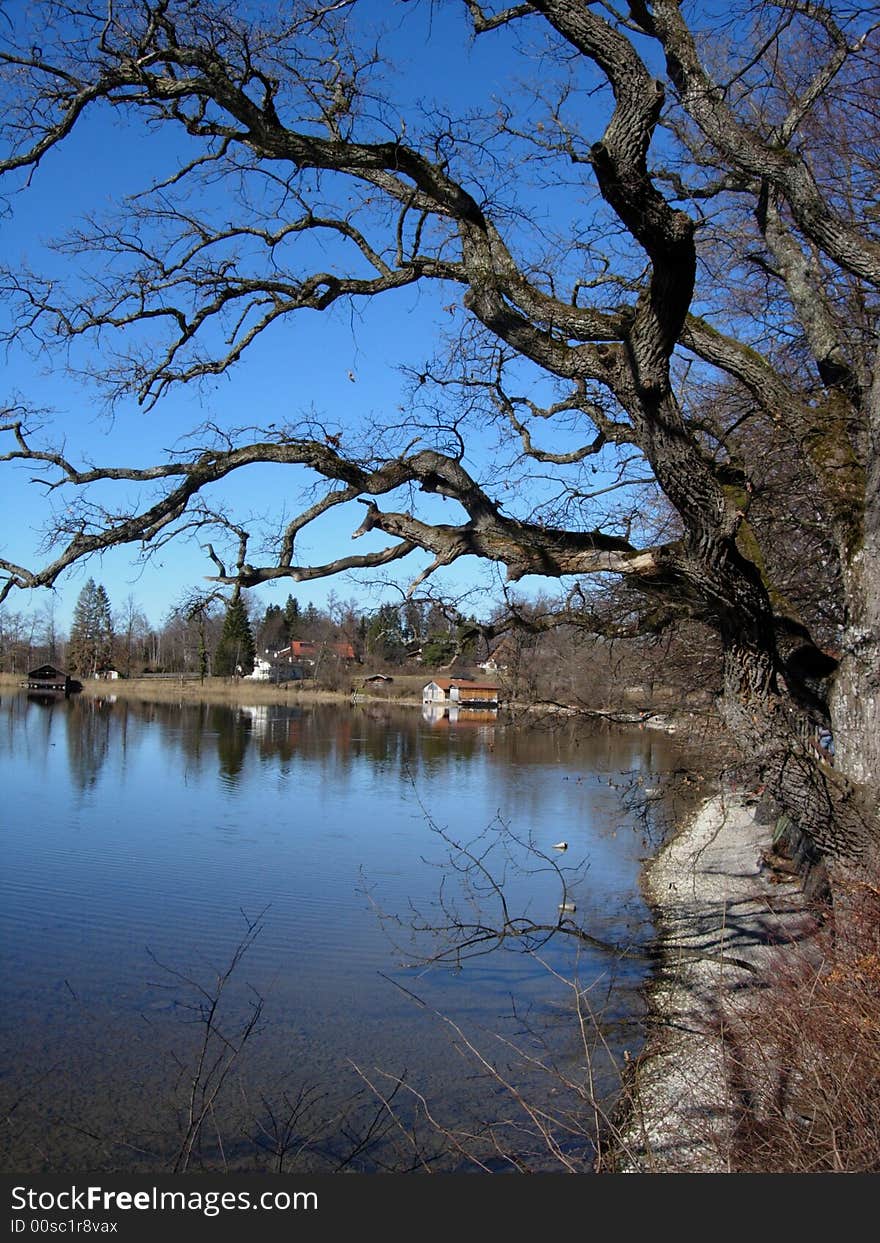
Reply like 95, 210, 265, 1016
23, 664, 80, 694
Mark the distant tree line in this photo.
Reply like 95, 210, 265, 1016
0, 584, 484, 683
0, 575, 723, 708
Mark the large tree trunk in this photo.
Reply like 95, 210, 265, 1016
719, 637, 875, 860
831, 367, 880, 792
827, 358, 880, 865
831, 560, 880, 791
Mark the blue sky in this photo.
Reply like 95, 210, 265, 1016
0, 0, 634, 633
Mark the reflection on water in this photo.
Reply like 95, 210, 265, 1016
0, 692, 686, 1173
421, 702, 498, 726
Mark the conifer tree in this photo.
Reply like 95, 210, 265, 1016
259, 602, 287, 652
283, 595, 301, 641
68, 578, 114, 676
213, 595, 255, 677
2, 0, 878, 857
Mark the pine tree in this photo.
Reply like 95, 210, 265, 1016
93, 584, 113, 670
213, 595, 256, 677
282, 594, 300, 640
68, 578, 114, 676
259, 603, 287, 652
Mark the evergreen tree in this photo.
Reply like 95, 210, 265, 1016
213, 595, 256, 677
402, 600, 424, 644
68, 578, 114, 676
282, 594, 300, 640
302, 602, 319, 631
93, 584, 113, 666
366, 603, 405, 665
259, 603, 287, 653
421, 633, 458, 667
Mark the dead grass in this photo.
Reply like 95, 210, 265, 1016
721, 876, 880, 1172
2, 671, 422, 708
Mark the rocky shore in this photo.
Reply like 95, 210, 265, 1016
617, 791, 820, 1172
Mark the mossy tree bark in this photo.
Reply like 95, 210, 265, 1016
0, 0, 877, 861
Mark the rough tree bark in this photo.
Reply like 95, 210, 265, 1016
0, 0, 877, 862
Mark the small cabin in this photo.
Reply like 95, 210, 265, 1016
24, 664, 78, 693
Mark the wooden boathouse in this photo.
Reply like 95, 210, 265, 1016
422, 678, 500, 708
23, 664, 80, 694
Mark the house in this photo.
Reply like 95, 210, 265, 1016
423, 702, 499, 726
244, 653, 303, 683
244, 656, 273, 681
422, 677, 500, 708
23, 664, 80, 694
274, 640, 357, 666
363, 673, 394, 684
245, 638, 356, 682
477, 635, 522, 673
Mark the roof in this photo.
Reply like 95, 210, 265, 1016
275, 640, 356, 661
425, 678, 499, 694
27, 664, 67, 679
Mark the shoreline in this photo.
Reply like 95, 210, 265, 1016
5, 669, 790, 1171
3, 673, 700, 736
616, 790, 819, 1172
2, 673, 421, 708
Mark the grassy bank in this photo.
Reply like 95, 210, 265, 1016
1, 671, 703, 732
1, 670, 428, 707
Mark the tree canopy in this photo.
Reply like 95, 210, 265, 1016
68, 577, 114, 676
213, 593, 256, 676
0, 0, 877, 859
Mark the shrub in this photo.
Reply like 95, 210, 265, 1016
724, 878, 880, 1172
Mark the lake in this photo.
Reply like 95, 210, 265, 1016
0, 691, 686, 1173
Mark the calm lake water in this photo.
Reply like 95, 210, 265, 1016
0, 692, 686, 1173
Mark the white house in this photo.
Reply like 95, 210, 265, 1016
244, 656, 273, 681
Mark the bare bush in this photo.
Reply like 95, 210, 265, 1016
722, 878, 880, 1172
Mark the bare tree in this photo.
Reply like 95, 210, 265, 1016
116, 593, 147, 676
0, 1, 877, 864
0, 606, 29, 673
